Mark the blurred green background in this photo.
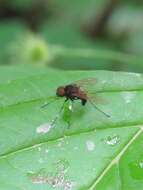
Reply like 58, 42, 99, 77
0, 0, 143, 72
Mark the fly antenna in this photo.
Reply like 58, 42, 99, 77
89, 100, 110, 118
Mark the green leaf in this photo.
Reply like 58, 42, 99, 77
0, 66, 143, 189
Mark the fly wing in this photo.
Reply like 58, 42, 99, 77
72, 77, 108, 104
73, 77, 99, 96
73, 77, 97, 87
86, 93, 107, 104
72, 77, 97, 94
71, 77, 110, 117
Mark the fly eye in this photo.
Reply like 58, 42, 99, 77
56, 87, 65, 97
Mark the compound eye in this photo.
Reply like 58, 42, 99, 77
56, 86, 65, 97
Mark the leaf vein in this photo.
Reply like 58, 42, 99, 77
88, 127, 143, 190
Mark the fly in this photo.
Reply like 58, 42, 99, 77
41, 78, 110, 127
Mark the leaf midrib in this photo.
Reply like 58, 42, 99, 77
88, 127, 143, 190
1, 70, 143, 189
1, 89, 143, 112
0, 124, 141, 161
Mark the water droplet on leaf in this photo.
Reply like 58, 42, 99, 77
45, 149, 49, 153
105, 135, 120, 146
38, 147, 41, 151
36, 122, 52, 134
55, 159, 70, 173
86, 140, 95, 151
121, 92, 136, 104
139, 161, 143, 169
28, 159, 74, 189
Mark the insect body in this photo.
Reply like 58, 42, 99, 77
56, 83, 110, 117
56, 84, 87, 106
41, 78, 110, 127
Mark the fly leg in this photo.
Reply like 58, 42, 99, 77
89, 99, 110, 118
41, 97, 68, 128
41, 96, 60, 108
67, 100, 74, 129
50, 100, 67, 127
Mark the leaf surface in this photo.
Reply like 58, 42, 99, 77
0, 66, 143, 190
